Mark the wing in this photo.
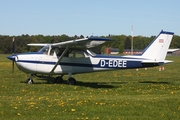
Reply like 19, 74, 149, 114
27, 43, 49, 46
27, 37, 111, 48
51, 37, 112, 48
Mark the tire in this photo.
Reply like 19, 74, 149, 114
55, 76, 64, 84
26, 79, 34, 84
67, 77, 76, 85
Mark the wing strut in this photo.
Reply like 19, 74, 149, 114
50, 45, 69, 73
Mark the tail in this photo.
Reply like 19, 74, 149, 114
141, 30, 174, 62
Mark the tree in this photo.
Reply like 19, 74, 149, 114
0, 33, 180, 54
124, 37, 131, 49
170, 35, 180, 48
101, 46, 106, 54
119, 40, 124, 54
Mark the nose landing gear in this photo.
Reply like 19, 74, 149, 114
26, 74, 34, 84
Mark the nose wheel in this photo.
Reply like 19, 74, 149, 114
26, 78, 34, 84
26, 74, 34, 84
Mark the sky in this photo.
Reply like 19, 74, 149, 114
0, 0, 180, 37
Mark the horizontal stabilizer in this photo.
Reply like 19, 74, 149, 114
164, 60, 173, 64
142, 60, 173, 64
141, 60, 173, 67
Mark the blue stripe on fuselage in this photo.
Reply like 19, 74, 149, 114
17, 59, 143, 69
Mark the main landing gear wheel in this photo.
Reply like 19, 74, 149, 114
55, 76, 64, 84
26, 78, 34, 84
67, 77, 76, 85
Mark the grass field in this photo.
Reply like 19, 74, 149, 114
0, 54, 180, 120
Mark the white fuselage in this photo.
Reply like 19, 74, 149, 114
13, 51, 150, 76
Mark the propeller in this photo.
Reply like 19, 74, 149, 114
12, 57, 15, 73
7, 37, 17, 73
12, 37, 15, 73
7, 55, 17, 73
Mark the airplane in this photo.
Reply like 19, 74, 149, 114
7, 30, 174, 85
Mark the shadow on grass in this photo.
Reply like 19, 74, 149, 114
74, 81, 117, 88
139, 81, 170, 84
20, 77, 127, 89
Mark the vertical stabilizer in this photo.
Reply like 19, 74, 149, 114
141, 30, 174, 61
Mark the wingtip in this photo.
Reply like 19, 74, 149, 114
88, 37, 112, 41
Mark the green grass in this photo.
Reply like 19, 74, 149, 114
0, 54, 180, 120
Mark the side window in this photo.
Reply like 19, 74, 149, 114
68, 50, 74, 57
68, 50, 85, 58
49, 48, 62, 56
48, 48, 88, 58
57, 49, 64, 56
76, 51, 85, 58
50, 48, 56, 56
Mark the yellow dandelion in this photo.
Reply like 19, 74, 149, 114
17, 113, 21, 116
71, 108, 75, 112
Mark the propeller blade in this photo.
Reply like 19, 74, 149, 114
12, 60, 14, 73
12, 37, 15, 54
12, 37, 15, 73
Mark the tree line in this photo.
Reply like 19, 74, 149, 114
0, 34, 180, 54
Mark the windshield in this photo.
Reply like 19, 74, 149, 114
38, 46, 49, 54
87, 50, 96, 56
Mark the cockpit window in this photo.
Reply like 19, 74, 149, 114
38, 46, 49, 54
38, 46, 96, 57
